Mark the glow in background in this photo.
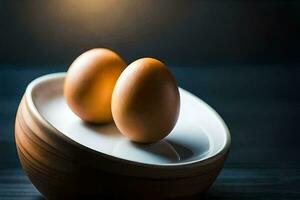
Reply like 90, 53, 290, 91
0, 0, 299, 65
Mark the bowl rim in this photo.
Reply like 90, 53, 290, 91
25, 73, 231, 171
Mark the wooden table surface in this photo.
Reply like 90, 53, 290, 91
1, 65, 300, 199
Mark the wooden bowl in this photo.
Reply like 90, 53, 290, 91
15, 73, 231, 199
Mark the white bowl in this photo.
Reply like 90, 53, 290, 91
15, 73, 231, 199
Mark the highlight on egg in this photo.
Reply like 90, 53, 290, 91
64, 48, 126, 124
112, 57, 180, 143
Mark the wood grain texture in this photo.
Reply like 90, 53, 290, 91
1, 163, 300, 200
1, 65, 300, 199
14, 93, 229, 199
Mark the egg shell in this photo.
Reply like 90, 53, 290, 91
64, 48, 126, 123
112, 58, 180, 143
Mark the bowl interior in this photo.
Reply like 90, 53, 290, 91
28, 73, 229, 166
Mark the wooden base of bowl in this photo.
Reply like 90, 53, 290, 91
15, 74, 230, 199
15, 97, 228, 199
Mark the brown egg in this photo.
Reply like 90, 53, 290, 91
64, 48, 126, 123
112, 58, 180, 143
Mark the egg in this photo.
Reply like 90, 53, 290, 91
64, 48, 126, 123
112, 58, 180, 143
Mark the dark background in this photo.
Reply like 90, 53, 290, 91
0, 1, 300, 199
1, 0, 300, 66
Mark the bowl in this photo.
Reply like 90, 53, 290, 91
15, 73, 231, 199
